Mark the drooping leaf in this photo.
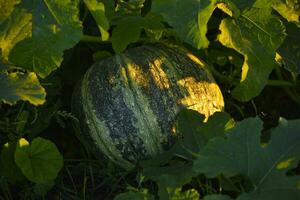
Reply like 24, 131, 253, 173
194, 118, 300, 200
0, 70, 46, 106
8, 0, 82, 78
114, 189, 154, 200
14, 137, 63, 183
111, 16, 163, 53
152, 0, 218, 49
83, 0, 110, 41
277, 23, 300, 73
218, 8, 286, 101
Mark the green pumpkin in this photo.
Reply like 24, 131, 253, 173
72, 44, 224, 169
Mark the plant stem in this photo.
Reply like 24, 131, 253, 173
267, 80, 295, 87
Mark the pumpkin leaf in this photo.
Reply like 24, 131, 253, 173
151, 0, 218, 49
0, 70, 46, 106
254, 0, 300, 25
277, 23, 300, 74
218, 8, 286, 101
0, 8, 31, 60
7, 0, 82, 78
14, 137, 63, 184
83, 0, 110, 41
111, 16, 163, 53
193, 118, 300, 200
174, 109, 233, 159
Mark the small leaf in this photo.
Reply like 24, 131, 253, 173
0, 70, 46, 106
14, 137, 63, 183
83, 0, 110, 41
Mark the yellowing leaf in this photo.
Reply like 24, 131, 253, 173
0, 70, 46, 106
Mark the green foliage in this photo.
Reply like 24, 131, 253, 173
152, 0, 217, 49
0, 0, 300, 198
0, 68, 46, 105
83, 0, 110, 41
194, 118, 300, 199
5, 0, 83, 78
277, 23, 300, 73
14, 137, 63, 184
218, 7, 286, 101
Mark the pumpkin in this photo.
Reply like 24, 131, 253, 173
72, 44, 224, 169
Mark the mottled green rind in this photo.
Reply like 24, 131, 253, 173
72, 44, 224, 169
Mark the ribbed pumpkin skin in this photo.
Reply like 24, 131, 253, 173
72, 44, 224, 169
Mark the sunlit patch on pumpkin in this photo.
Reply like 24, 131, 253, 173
124, 61, 149, 88
177, 77, 224, 120
150, 58, 170, 90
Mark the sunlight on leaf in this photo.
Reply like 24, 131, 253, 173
218, 8, 286, 101
0, 70, 46, 105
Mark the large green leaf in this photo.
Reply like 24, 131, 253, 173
218, 8, 286, 101
14, 137, 63, 183
111, 16, 163, 53
277, 23, 300, 73
194, 118, 300, 200
0, 8, 31, 59
7, 0, 82, 78
83, 0, 109, 41
0, 70, 46, 105
151, 0, 217, 49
